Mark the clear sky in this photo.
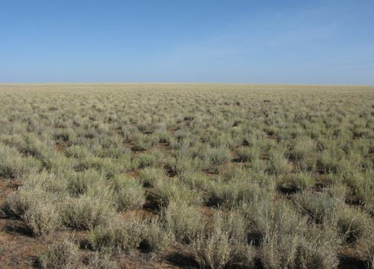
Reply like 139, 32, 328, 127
1, 0, 373, 84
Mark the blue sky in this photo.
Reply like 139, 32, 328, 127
1, 0, 373, 84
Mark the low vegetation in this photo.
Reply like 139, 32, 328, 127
0, 83, 374, 268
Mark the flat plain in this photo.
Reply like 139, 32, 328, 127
1, 83, 374, 268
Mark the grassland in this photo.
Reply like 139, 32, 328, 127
0, 83, 374, 268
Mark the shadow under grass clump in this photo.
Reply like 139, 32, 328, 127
78, 238, 94, 251
5, 220, 34, 237
277, 186, 300, 195
0, 203, 22, 220
143, 192, 164, 212
338, 255, 367, 269
247, 231, 263, 247
204, 196, 224, 208
165, 251, 199, 268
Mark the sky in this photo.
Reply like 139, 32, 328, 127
0, 0, 373, 84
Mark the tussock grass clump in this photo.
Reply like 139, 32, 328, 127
66, 169, 105, 197
289, 136, 316, 161
366, 244, 374, 269
23, 202, 61, 236
292, 225, 341, 269
205, 146, 232, 166
7, 190, 61, 236
342, 170, 374, 206
316, 150, 341, 174
90, 216, 144, 252
293, 190, 338, 224
324, 182, 348, 201
6, 176, 62, 236
132, 134, 155, 150
38, 240, 80, 269
336, 206, 371, 244
277, 172, 315, 192
133, 150, 162, 169
164, 154, 207, 176
141, 219, 172, 253
236, 146, 260, 162
90, 216, 170, 253
259, 204, 308, 269
153, 127, 171, 143
85, 252, 119, 269
66, 145, 93, 159
259, 204, 341, 269
61, 189, 116, 230
192, 235, 256, 269
191, 212, 255, 269
192, 232, 233, 269
139, 167, 166, 187
162, 201, 205, 243
152, 178, 203, 207
209, 178, 276, 209
268, 148, 292, 175
0, 143, 42, 178
53, 128, 77, 144
207, 179, 251, 208
179, 171, 209, 190
112, 176, 145, 211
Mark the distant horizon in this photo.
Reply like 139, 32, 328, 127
1, 0, 373, 85
1, 82, 373, 87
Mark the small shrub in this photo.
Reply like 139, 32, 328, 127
190, 211, 255, 269
53, 128, 76, 143
366, 244, 374, 269
153, 179, 203, 207
278, 172, 315, 192
205, 146, 232, 166
139, 167, 165, 187
268, 149, 291, 175
6, 187, 61, 236
179, 171, 209, 190
259, 204, 308, 269
141, 219, 171, 253
89, 216, 144, 252
342, 171, 374, 206
61, 189, 115, 230
162, 201, 205, 243
112, 176, 145, 211
85, 252, 119, 269
24, 202, 61, 236
66, 169, 105, 197
153, 128, 170, 143
289, 136, 316, 161
192, 231, 232, 269
133, 134, 154, 150
236, 147, 260, 162
0, 143, 41, 178
6, 189, 45, 217
38, 240, 80, 269
336, 206, 371, 244
324, 183, 347, 202
164, 155, 205, 176
258, 202, 341, 269
208, 179, 274, 209
293, 190, 338, 224
293, 225, 341, 269
133, 152, 159, 169
316, 151, 340, 173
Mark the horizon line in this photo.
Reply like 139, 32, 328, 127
0, 82, 373, 87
